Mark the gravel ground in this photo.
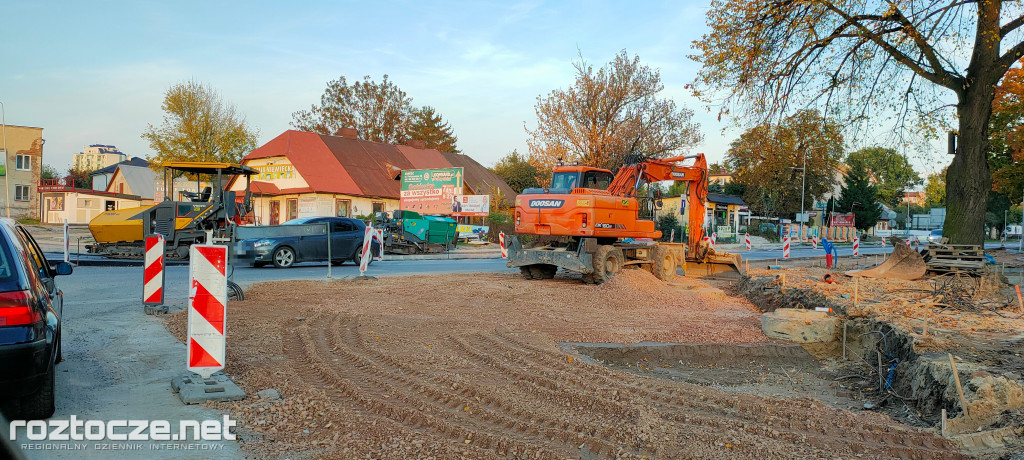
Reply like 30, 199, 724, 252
165, 269, 963, 459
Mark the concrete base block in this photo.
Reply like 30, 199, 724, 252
352, 275, 378, 281
144, 305, 168, 315
171, 373, 246, 405
762, 308, 838, 343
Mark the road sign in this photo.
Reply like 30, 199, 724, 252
187, 244, 227, 379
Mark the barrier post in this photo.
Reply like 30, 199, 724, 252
499, 231, 508, 258
744, 233, 751, 251
143, 234, 166, 315
783, 236, 791, 259
63, 219, 70, 263
853, 235, 861, 258
358, 225, 374, 276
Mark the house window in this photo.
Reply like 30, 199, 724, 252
372, 201, 385, 214
14, 185, 29, 201
336, 199, 351, 217
16, 155, 30, 171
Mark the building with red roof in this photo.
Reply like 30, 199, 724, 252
229, 129, 514, 225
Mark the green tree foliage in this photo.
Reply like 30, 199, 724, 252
692, 0, 1024, 245
925, 171, 947, 208
406, 106, 459, 153
66, 167, 91, 189
836, 163, 881, 232
41, 164, 59, 180
725, 110, 844, 218
708, 162, 726, 174
845, 147, 921, 209
142, 80, 259, 168
292, 75, 413, 144
491, 150, 541, 193
526, 50, 702, 172
656, 214, 680, 242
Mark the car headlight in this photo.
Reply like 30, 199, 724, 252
253, 239, 273, 248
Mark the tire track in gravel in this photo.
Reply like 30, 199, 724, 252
482, 332, 963, 459
325, 314, 634, 458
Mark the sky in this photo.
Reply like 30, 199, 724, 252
1, 0, 948, 177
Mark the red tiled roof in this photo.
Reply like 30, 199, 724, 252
249, 181, 313, 196
242, 130, 515, 200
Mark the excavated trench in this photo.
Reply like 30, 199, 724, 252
735, 274, 1024, 453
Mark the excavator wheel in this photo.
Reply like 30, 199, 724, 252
651, 246, 677, 281
519, 266, 536, 280
584, 245, 622, 285
531, 264, 558, 279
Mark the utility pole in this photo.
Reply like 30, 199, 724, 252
0, 100, 8, 218
800, 149, 807, 241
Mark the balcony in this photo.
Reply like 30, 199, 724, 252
37, 177, 93, 193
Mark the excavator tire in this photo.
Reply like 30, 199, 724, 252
584, 245, 622, 285
520, 266, 536, 280
531, 264, 558, 279
651, 246, 677, 281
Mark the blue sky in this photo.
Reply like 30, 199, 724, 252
2, 0, 945, 177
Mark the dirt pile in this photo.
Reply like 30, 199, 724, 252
165, 273, 962, 459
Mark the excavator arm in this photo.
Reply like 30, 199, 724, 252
607, 154, 709, 257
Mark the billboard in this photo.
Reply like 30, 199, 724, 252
830, 212, 856, 227
400, 168, 464, 214
451, 194, 490, 217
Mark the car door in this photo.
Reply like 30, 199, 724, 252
330, 220, 356, 260
297, 218, 329, 262
14, 227, 61, 348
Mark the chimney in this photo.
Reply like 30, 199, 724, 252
339, 127, 359, 139
406, 139, 426, 149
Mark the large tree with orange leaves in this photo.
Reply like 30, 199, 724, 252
991, 61, 1024, 201
692, 1, 1024, 245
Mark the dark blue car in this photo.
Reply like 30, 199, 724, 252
240, 217, 379, 268
0, 218, 73, 420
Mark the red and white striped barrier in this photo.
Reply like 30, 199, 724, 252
852, 236, 860, 257
187, 244, 227, 378
811, 236, 818, 250
905, 237, 912, 247
710, 233, 717, 247
783, 236, 791, 259
375, 228, 384, 261
63, 219, 70, 263
143, 234, 165, 305
744, 233, 751, 251
359, 225, 374, 275
499, 232, 507, 258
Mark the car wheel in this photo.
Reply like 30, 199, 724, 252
352, 247, 374, 266
19, 362, 55, 420
273, 247, 296, 268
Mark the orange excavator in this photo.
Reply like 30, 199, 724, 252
505, 153, 742, 283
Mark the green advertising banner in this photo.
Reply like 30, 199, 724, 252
400, 168, 464, 214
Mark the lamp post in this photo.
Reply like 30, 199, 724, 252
790, 150, 808, 241
0, 100, 8, 218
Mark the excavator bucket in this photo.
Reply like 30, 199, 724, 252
845, 237, 926, 281
683, 240, 743, 278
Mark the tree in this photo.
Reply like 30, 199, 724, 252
708, 162, 726, 174
526, 50, 702, 172
491, 150, 541, 193
925, 171, 947, 208
836, 163, 882, 231
692, 1, 1024, 245
292, 75, 412, 144
990, 60, 1024, 201
142, 80, 258, 168
41, 164, 59, 180
66, 167, 91, 189
407, 106, 460, 153
725, 110, 844, 217
845, 147, 922, 208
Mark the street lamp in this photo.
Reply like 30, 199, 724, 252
0, 100, 8, 218
790, 150, 807, 241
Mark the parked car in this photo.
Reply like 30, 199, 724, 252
240, 217, 380, 268
0, 218, 73, 420
927, 229, 944, 243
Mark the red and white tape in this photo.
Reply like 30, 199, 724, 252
499, 232, 507, 258
783, 236, 791, 259
143, 234, 165, 305
187, 244, 227, 378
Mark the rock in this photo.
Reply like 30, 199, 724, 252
761, 308, 838, 343
863, 401, 876, 410
258, 388, 283, 400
